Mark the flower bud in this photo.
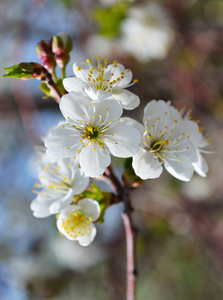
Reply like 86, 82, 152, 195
3, 62, 47, 81
36, 40, 56, 73
52, 32, 73, 69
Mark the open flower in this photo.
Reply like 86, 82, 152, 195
120, 3, 174, 63
132, 100, 202, 181
57, 198, 100, 246
31, 157, 89, 218
63, 57, 140, 110
45, 92, 141, 177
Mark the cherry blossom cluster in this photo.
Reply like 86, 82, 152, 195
31, 57, 214, 246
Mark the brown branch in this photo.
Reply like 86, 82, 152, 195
104, 166, 137, 300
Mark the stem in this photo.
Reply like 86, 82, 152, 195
122, 212, 136, 300
45, 71, 62, 104
104, 166, 137, 300
61, 66, 66, 79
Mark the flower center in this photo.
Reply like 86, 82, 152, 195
61, 210, 92, 238
150, 139, 169, 152
85, 126, 99, 140
76, 57, 138, 92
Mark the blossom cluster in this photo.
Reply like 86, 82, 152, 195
31, 57, 213, 246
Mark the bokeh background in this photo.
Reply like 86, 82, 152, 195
1, 0, 223, 299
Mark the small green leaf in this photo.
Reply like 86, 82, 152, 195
40, 82, 51, 97
93, 2, 128, 38
3, 62, 40, 80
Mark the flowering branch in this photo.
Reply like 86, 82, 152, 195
104, 166, 137, 300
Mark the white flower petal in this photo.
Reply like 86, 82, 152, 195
72, 169, 90, 194
164, 155, 194, 181
60, 92, 90, 121
80, 143, 111, 177
63, 77, 87, 93
120, 117, 145, 136
132, 148, 163, 179
79, 224, 97, 246
45, 124, 80, 158
191, 151, 208, 177
73, 61, 92, 79
49, 188, 74, 214
78, 198, 100, 222
30, 197, 53, 218
88, 99, 123, 126
112, 88, 140, 110
84, 87, 112, 101
104, 122, 141, 157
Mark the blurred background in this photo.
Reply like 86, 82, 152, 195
1, 0, 223, 299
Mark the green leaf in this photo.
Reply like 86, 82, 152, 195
40, 82, 51, 97
93, 2, 128, 38
3, 63, 35, 80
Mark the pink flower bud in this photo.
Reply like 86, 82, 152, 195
36, 40, 56, 73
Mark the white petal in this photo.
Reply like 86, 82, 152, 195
60, 92, 90, 121
143, 99, 171, 125
45, 124, 80, 158
87, 99, 123, 126
79, 224, 97, 246
80, 143, 111, 177
73, 61, 92, 79
192, 152, 208, 177
30, 198, 53, 218
49, 188, 74, 214
104, 122, 141, 157
120, 117, 145, 137
63, 77, 87, 93
78, 198, 100, 221
132, 148, 163, 179
164, 155, 194, 181
84, 87, 111, 101
112, 88, 140, 110
106, 63, 132, 87
72, 169, 90, 194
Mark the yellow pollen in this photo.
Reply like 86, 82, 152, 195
70, 134, 73, 137
62, 126, 65, 129
67, 147, 70, 150
86, 59, 91, 63
93, 148, 96, 151
133, 79, 138, 83
77, 67, 81, 71
104, 59, 108, 64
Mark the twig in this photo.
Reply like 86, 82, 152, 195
104, 166, 137, 300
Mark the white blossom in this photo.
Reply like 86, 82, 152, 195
120, 3, 174, 63
31, 157, 89, 218
57, 198, 100, 246
190, 136, 215, 177
179, 107, 215, 177
45, 92, 141, 177
132, 100, 203, 181
63, 57, 140, 110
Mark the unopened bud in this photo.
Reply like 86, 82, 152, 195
52, 32, 73, 69
36, 40, 56, 73
52, 32, 73, 55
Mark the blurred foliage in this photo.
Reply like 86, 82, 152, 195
93, 2, 129, 38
